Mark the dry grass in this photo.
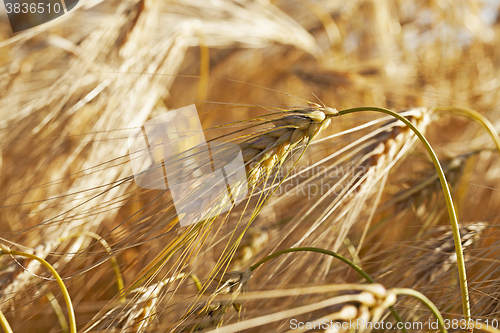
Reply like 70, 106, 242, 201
1, 0, 500, 332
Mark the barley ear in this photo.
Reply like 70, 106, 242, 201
337, 106, 471, 321
241, 109, 332, 186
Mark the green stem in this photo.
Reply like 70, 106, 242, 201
336, 107, 470, 321
250, 247, 368, 278
0, 309, 13, 333
0, 248, 77, 333
60, 232, 125, 302
45, 290, 69, 333
433, 106, 500, 155
392, 288, 447, 333
250, 247, 408, 333
189, 274, 203, 292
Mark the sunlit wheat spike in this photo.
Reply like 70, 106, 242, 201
357, 107, 431, 178
241, 106, 336, 185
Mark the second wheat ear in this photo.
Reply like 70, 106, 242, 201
331, 106, 470, 322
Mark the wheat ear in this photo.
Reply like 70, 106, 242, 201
240, 106, 337, 185
336, 106, 471, 321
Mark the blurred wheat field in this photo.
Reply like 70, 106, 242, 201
1, 0, 500, 332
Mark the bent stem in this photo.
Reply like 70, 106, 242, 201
61, 232, 125, 302
0, 247, 77, 333
392, 288, 447, 333
433, 106, 500, 155
336, 107, 470, 321
45, 290, 70, 333
0, 309, 12, 333
250, 247, 408, 333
